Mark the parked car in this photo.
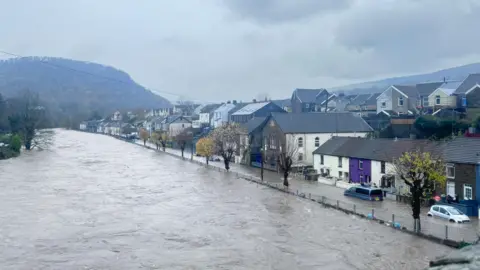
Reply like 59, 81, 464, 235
427, 205, 470, 223
344, 186, 383, 201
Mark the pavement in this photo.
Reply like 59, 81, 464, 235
135, 140, 479, 243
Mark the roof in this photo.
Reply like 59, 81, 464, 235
271, 112, 373, 134
313, 137, 444, 162
443, 137, 480, 164
229, 103, 249, 115
415, 82, 444, 96
349, 94, 371, 105
213, 103, 236, 113
231, 102, 270, 116
200, 104, 221, 114
272, 99, 291, 108
364, 93, 381, 106
394, 85, 419, 98
293, 88, 326, 103
454, 73, 480, 95
243, 117, 268, 133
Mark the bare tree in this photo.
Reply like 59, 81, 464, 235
277, 137, 299, 187
210, 123, 243, 171
173, 128, 194, 158
392, 149, 446, 232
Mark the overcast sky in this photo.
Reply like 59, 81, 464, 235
1, 0, 480, 103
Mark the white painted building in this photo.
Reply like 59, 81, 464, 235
79, 122, 87, 130
168, 116, 192, 136
313, 153, 350, 181
286, 132, 366, 166
211, 103, 236, 128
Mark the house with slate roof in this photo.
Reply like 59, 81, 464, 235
230, 101, 285, 124
442, 137, 480, 204
428, 81, 462, 110
290, 88, 331, 113
453, 73, 480, 108
211, 103, 237, 128
236, 117, 270, 167
344, 93, 380, 116
312, 137, 444, 195
253, 112, 373, 170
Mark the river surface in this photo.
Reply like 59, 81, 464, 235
0, 130, 452, 270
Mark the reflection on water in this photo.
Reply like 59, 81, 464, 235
0, 130, 451, 269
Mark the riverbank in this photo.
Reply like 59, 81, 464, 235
0, 134, 21, 160
83, 130, 471, 249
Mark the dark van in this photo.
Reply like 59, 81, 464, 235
344, 186, 383, 201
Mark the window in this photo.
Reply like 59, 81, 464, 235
298, 137, 303, 147
435, 95, 441, 105
423, 97, 429, 107
182, 124, 185, 128
270, 136, 276, 149
320, 155, 324, 165
314, 137, 320, 147
298, 153, 303, 161
305, 103, 310, 108
339, 171, 343, 178
345, 172, 349, 180
398, 97, 404, 106
433, 206, 439, 212
380, 161, 386, 174
439, 208, 448, 215
381, 101, 386, 108
464, 184, 473, 200
446, 164, 455, 179
338, 157, 343, 168
359, 160, 363, 170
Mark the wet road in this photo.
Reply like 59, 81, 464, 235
0, 130, 451, 269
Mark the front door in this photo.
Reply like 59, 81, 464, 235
447, 182, 455, 198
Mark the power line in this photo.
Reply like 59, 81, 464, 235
0, 50, 205, 103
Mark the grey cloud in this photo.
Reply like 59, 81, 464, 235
222, 0, 353, 23
333, 0, 480, 76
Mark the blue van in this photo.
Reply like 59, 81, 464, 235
344, 186, 383, 201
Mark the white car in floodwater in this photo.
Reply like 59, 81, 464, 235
427, 205, 470, 223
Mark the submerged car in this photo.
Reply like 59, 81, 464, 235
344, 186, 383, 201
427, 205, 470, 223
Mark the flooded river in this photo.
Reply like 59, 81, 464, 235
0, 130, 451, 269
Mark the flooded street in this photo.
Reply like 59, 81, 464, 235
0, 130, 451, 269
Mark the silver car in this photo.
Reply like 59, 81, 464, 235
427, 205, 470, 223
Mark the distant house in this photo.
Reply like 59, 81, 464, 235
146, 106, 172, 118
211, 103, 237, 128
290, 88, 329, 113
228, 102, 250, 123
453, 73, 480, 108
238, 117, 270, 167
111, 111, 122, 121
377, 82, 443, 115
230, 101, 285, 124
79, 121, 87, 130
428, 81, 462, 109
167, 115, 192, 136
248, 112, 372, 170
198, 104, 221, 126
312, 137, 442, 193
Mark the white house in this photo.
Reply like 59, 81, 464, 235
145, 107, 172, 118
267, 112, 373, 166
211, 103, 236, 128
198, 104, 221, 125
79, 122, 87, 130
112, 111, 122, 121
167, 115, 192, 136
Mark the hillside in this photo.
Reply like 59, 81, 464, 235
334, 63, 480, 95
0, 57, 170, 124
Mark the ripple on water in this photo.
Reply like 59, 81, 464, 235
0, 130, 452, 270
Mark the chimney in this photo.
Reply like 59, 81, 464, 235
253, 99, 257, 103
232, 100, 237, 105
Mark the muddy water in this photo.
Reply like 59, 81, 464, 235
0, 130, 451, 269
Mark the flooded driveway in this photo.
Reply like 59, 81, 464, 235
0, 130, 451, 269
